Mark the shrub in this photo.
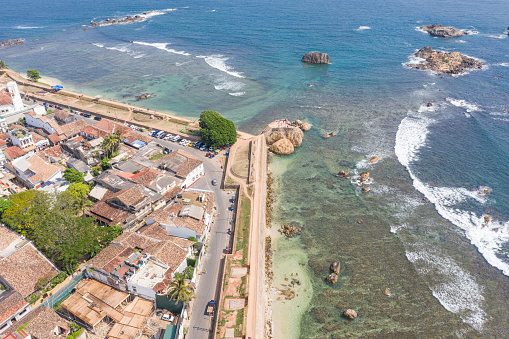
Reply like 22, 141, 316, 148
187, 258, 197, 267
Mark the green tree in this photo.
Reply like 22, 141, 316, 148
198, 110, 237, 147
1, 190, 46, 236
167, 273, 194, 305
65, 182, 91, 212
27, 69, 41, 82
0, 60, 8, 69
101, 157, 111, 170
63, 167, 84, 183
0, 198, 12, 216
101, 131, 122, 158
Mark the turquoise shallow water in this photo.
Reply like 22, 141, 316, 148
2, 0, 509, 337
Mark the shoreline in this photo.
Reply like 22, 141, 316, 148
0, 68, 255, 140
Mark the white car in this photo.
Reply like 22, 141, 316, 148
179, 139, 186, 145
173, 136, 181, 142
164, 135, 172, 140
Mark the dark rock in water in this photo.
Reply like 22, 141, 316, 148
0, 38, 25, 48
411, 46, 483, 75
302, 52, 330, 64
326, 273, 338, 284
426, 102, 433, 107
420, 24, 467, 38
330, 261, 340, 274
90, 14, 145, 27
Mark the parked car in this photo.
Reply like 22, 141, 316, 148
228, 206, 234, 211
212, 179, 217, 186
94, 116, 102, 121
189, 142, 194, 147
200, 145, 207, 151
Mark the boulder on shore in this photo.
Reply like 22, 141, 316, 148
343, 309, 357, 319
420, 24, 467, 38
411, 46, 483, 75
300, 122, 311, 131
302, 52, 330, 64
269, 138, 294, 155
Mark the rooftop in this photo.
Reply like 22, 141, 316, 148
157, 149, 203, 179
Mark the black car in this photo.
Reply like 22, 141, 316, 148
94, 116, 102, 121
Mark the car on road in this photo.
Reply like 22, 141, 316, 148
200, 145, 207, 151
211, 179, 217, 186
81, 112, 91, 117
189, 142, 194, 147
173, 135, 181, 142
228, 206, 234, 211
94, 116, 102, 121
206, 300, 215, 315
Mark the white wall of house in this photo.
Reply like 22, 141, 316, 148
182, 163, 204, 188
8, 131, 33, 149
7, 82, 23, 112
0, 303, 32, 334
23, 113, 57, 135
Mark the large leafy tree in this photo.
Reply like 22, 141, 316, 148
0, 198, 12, 216
199, 110, 237, 147
0, 60, 8, 69
167, 273, 194, 305
63, 167, 84, 183
65, 182, 92, 213
27, 69, 41, 81
2, 190, 47, 236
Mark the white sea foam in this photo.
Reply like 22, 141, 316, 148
465, 30, 479, 35
403, 52, 425, 67
132, 41, 191, 56
92, 43, 105, 48
213, 80, 244, 91
418, 103, 435, 112
415, 26, 428, 34
228, 92, 245, 96
175, 61, 192, 67
405, 248, 487, 330
395, 111, 509, 331
493, 62, 509, 67
356, 26, 371, 30
446, 97, 481, 112
196, 55, 245, 78
487, 34, 507, 39
456, 40, 467, 43
138, 8, 177, 19
14, 26, 43, 29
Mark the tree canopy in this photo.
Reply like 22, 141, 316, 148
0, 60, 8, 69
1, 189, 123, 274
63, 167, 84, 183
101, 131, 122, 158
27, 69, 41, 82
198, 110, 237, 147
167, 273, 194, 304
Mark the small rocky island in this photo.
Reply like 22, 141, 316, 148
90, 12, 155, 27
263, 119, 311, 155
0, 38, 25, 48
410, 46, 483, 75
420, 24, 467, 38
302, 52, 329, 64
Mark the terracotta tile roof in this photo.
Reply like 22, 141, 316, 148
0, 89, 13, 106
128, 130, 152, 143
172, 216, 207, 235
24, 153, 60, 184
162, 185, 181, 202
54, 110, 70, 121
24, 306, 69, 338
118, 172, 135, 179
148, 240, 188, 273
30, 132, 47, 144
0, 134, 7, 140
0, 243, 59, 298
81, 125, 109, 139
0, 226, 20, 253
89, 201, 130, 225
138, 223, 194, 248
25, 111, 37, 117
0, 291, 28, 324
157, 149, 203, 179
3, 146, 25, 160
59, 119, 87, 138
47, 133, 61, 144
130, 168, 162, 187
108, 186, 146, 207
43, 145, 63, 158
86, 243, 130, 270
93, 119, 131, 136
8, 124, 27, 131
47, 120, 64, 135
102, 247, 137, 274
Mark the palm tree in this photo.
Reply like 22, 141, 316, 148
0, 60, 7, 69
101, 131, 122, 158
167, 273, 194, 305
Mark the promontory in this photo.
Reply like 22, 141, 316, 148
410, 46, 483, 75
420, 24, 467, 38
302, 52, 329, 64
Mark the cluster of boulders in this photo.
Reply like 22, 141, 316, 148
136, 94, 151, 100
323, 132, 337, 139
334, 170, 350, 178
326, 261, 340, 284
90, 13, 150, 27
265, 235, 273, 281
278, 223, 303, 238
357, 171, 372, 192
266, 173, 274, 227
278, 286, 296, 300
0, 38, 25, 48
264, 120, 310, 155
302, 52, 330, 64
420, 24, 467, 38
411, 46, 483, 75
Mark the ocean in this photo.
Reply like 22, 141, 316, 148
2, 0, 509, 337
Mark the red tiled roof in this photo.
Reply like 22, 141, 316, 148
89, 201, 130, 225
47, 133, 61, 144
0, 89, 13, 106
130, 168, 162, 187
81, 125, 109, 139
0, 243, 59, 298
118, 172, 135, 179
59, 119, 87, 138
30, 132, 47, 144
24, 153, 60, 184
0, 225, 20, 253
3, 146, 25, 160
0, 291, 28, 324
0, 134, 7, 140
157, 149, 203, 179
0, 139, 7, 146
43, 145, 63, 158
93, 119, 131, 136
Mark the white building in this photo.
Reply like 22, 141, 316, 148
7, 128, 34, 150
6, 152, 62, 189
157, 149, 205, 188
0, 82, 45, 124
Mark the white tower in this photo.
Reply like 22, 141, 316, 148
7, 82, 24, 112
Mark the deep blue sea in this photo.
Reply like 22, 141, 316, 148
2, 0, 509, 337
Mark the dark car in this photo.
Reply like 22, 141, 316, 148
212, 179, 218, 186
94, 116, 102, 121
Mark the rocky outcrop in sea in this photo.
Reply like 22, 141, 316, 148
302, 52, 330, 64
90, 12, 154, 27
0, 38, 25, 48
410, 46, 483, 75
263, 119, 311, 155
420, 24, 467, 38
